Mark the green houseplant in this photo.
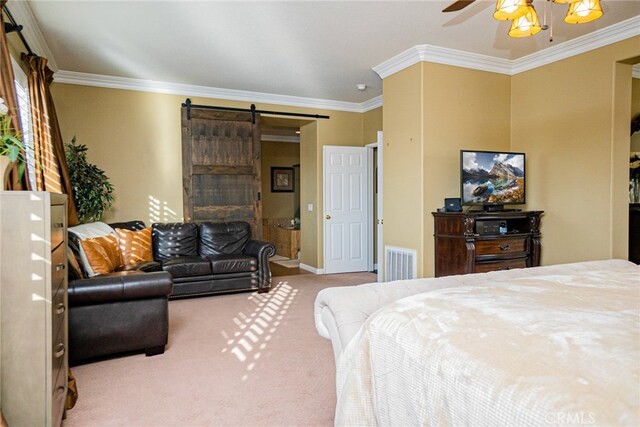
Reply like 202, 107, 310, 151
65, 136, 114, 223
0, 97, 25, 189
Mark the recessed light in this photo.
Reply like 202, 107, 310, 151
356, 84, 367, 91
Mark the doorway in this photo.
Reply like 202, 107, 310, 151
260, 116, 310, 276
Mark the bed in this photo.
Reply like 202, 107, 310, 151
314, 259, 640, 426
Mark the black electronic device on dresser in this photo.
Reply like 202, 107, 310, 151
432, 210, 543, 277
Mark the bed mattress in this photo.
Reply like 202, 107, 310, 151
331, 260, 640, 426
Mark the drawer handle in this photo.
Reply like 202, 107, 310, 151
55, 344, 65, 358
498, 266, 512, 271
499, 244, 511, 251
53, 222, 64, 229
56, 303, 66, 315
56, 263, 65, 272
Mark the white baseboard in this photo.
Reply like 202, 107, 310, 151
299, 262, 324, 275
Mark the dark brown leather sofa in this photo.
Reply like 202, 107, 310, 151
67, 220, 275, 364
151, 221, 276, 298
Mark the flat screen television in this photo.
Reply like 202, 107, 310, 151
460, 150, 525, 211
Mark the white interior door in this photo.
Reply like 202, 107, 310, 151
376, 131, 384, 282
323, 146, 370, 274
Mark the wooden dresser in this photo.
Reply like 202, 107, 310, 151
0, 192, 68, 427
433, 210, 543, 277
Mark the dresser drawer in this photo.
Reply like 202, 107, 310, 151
51, 243, 66, 291
475, 258, 528, 273
52, 284, 66, 337
51, 332, 66, 386
475, 237, 528, 256
51, 204, 65, 251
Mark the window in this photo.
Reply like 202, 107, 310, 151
11, 55, 36, 189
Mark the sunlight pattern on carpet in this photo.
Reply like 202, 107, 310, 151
220, 281, 299, 381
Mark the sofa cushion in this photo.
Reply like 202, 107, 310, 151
116, 227, 153, 266
199, 222, 251, 256
69, 221, 117, 277
207, 254, 257, 274
152, 222, 199, 261
79, 234, 123, 276
161, 257, 212, 278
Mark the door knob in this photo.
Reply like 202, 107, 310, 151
325, 214, 331, 220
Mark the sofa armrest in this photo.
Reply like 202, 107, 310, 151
243, 240, 276, 292
69, 271, 173, 306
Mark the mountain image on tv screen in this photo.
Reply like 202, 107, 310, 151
461, 151, 525, 205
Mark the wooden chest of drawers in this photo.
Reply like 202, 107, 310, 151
433, 210, 543, 277
0, 192, 68, 427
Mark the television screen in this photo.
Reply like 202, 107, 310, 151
461, 150, 525, 206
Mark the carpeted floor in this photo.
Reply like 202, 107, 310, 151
63, 272, 377, 427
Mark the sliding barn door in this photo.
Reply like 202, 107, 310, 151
181, 108, 262, 238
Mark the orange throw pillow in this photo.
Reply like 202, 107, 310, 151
115, 227, 153, 266
79, 234, 122, 275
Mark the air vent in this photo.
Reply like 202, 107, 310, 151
384, 246, 417, 282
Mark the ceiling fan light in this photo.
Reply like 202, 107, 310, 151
508, 5, 542, 37
565, 0, 603, 23
493, 0, 529, 21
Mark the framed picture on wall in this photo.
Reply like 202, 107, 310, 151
271, 167, 294, 192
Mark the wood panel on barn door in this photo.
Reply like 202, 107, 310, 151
181, 108, 262, 238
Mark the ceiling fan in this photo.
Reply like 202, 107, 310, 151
442, 0, 477, 13
442, 0, 604, 38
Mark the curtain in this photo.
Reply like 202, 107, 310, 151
22, 53, 79, 225
0, 0, 27, 190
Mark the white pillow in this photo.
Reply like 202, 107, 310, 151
69, 222, 117, 277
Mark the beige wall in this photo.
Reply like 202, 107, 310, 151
511, 37, 639, 264
382, 62, 511, 277
633, 78, 640, 152
51, 84, 366, 269
423, 63, 511, 276
382, 63, 426, 275
363, 107, 382, 145
261, 141, 299, 219
299, 121, 318, 267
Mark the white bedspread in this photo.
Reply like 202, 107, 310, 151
335, 265, 640, 426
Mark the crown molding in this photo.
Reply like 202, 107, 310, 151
511, 15, 640, 74
374, 16, 640, 79
373, 45, 512, 79
6, 1, 57, 71
360, 95, 383, 112
633, 64, 640, 79
53, 70, 381, 114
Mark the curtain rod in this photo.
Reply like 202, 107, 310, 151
182, 98, 330, 123
2, 5, 34, 56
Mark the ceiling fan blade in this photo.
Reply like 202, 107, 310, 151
442, 0, 476, 13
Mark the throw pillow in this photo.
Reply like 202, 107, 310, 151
115, 227, 153, 266
68, 221, 117, 277
79, 234, 122, 275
